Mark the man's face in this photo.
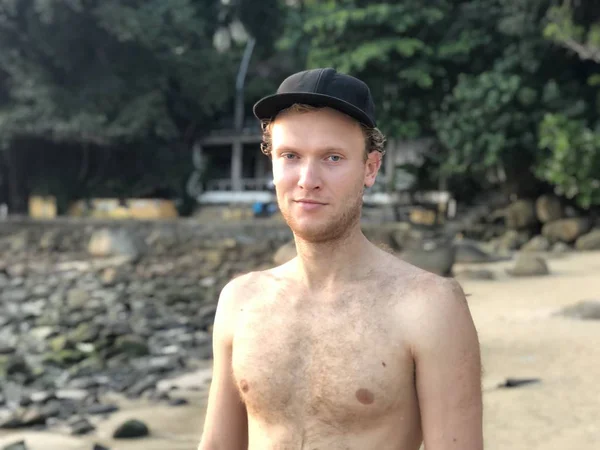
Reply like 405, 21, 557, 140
270, 107, 381, 243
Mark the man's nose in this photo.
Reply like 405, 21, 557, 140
298, 160, 321, 190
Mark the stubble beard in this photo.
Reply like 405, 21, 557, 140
278, 187, 364, 244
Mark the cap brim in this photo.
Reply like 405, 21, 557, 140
253, 92, 376, 128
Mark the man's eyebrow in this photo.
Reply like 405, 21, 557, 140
274, 145, 347, 154
274, 145, 299, 153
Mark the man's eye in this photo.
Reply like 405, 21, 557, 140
282, 154, 296, 159
328, 155, 341, 162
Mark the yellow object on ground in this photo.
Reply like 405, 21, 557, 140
29, 196, 58, 219
68, 198, 178, 219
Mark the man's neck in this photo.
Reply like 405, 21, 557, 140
292, 226, 376, 291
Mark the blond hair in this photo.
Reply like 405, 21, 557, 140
260, 103, 386, 159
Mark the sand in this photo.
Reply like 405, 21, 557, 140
1, 250, 599, 450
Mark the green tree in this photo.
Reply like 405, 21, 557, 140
298, 1, 494, 138
536, 0, 600, 209
297, 0, 598, 200
0, 0, 287, 211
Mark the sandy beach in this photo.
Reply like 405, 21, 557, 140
1, 249, 599, 450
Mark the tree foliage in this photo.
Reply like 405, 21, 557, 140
295, 0, 600, 205
0, 0, 235, 145
0, 0, 288, 210
0, 0, 599, 210
537, 0, 600, 208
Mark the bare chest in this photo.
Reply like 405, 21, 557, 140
231, 295, 415, 427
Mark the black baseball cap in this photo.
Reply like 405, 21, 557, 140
253, 68, 377, 128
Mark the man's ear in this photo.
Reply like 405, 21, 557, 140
363, 151, 382, 188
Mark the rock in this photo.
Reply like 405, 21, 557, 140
114, 335, 149, 357
127, 375, 159, 397
68, 323, 100, 344
168, 397, 189, 406
506, 254, 550, 277
68, 415, 96, 435
557, 300, 600, 320
10, 405, 50, 428
455, 269, 495, 281
492, 230, 530, 252
29, 391, 55, 404
85, 403, 119, 416
2, 288, 28, 303
93, 445, 111, 450
552, 241, 571, 253
6, 231, 29, 252
387, 224, 413, 250
0, 344, 16, 355
101, 267, 122, 286
3, 355, 32, 379
2, 440, 28, 450
542, 217, 592, 243
0, 220, 306, 431
66, 289, 90, 310
521, 235, 551, 252
575, 229, 600, 251
454, 241, 497, 263
505, 199, 537, 230
88, 228, 145, 261
400, 240, 456, 276
112, 419, 150, 439
55, 389, 89, 402
39, 230, 61, 251
535, 195, 563, 223
273, 240, 296, 266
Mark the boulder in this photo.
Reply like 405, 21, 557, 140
542, 217, 592, 243
535, 194, 563, 223
2, 440, 27, 450
505, 199, 537, 230
114, 334, 149, 357
455, 269, 495, 281
575, 229, 600, 251
521, 235, 551, 252
389, 225, 414, 251
400, 240, 456, 276
506, 254, 550, 277
454, 241, 497, 263
88, 228, 145, 261
552, 241, 571, 253
491, 230, 530, 252
113, 419, 150, 439
557, 300, 600, 320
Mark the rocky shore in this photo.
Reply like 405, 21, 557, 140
0, 194, 598, 449
0, 219, 293, 449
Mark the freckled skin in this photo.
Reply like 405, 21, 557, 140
240, 380, 249, 393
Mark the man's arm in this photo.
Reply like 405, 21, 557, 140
198, 279, 248, 450
410, 277, 483, 450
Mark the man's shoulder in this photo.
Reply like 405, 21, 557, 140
393, 267, 475, 355
375, 246, 464, 303
382, 254, 470, 334
218, 266, 284, 307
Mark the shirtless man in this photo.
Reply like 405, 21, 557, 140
198, 68, 483, 450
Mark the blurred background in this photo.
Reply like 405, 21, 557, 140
0, 1, 599, 449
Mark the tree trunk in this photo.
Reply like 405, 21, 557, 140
4, 146, 29, 214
